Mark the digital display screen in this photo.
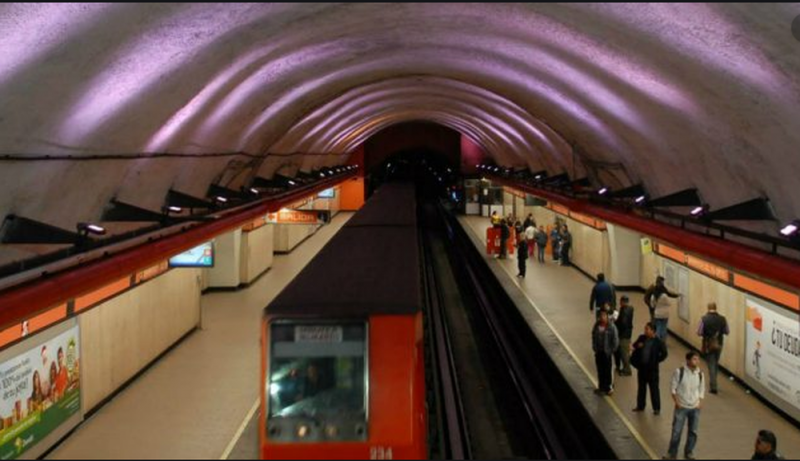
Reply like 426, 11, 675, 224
169, 241, 214, 268
317, 188, 335, 198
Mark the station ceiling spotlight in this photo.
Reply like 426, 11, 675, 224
598, 187, 609, 195
163, 205, 183, 214
635, 195, 647, 204
214, 196, 228, 204
780, 221, 799, 237
690, 204, 710, 217
287, 180, 296, 186
249, 188, 260, 195
76, 222, 107, 237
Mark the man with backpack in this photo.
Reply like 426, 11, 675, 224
665, 351, 706, 460
697, 302, 730, 395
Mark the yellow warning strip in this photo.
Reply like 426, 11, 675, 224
463, 218, 658, 460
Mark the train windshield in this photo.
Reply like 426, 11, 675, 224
268, 322, 367, 420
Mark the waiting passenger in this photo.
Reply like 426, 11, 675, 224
499, 220, 510, 259
589, 273, 616, 318
516, 236, 528, 278
653, 291, 677, 343
559, 225, 572, 266
665, 351, 705, 460
697, 302, 729, 395
614, 295, 635, 376
523, 213, 535, 230
592, 310, 619, 396
644, 275, 680, 321
490, 211, 501, 227
752, 430, 784, 460
524, 221, 537, 258
550, 224, 561, 261
534, 226, 548, 263
631, 322, 667, 415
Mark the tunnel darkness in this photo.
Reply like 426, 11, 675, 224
368, 149, 460, 203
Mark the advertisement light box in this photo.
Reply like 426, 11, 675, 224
169, 241, 215, 268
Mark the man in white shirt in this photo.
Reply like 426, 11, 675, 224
524, 223, 537, 259
665, 351, 705, 460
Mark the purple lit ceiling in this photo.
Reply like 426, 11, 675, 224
0, 3, 799, 231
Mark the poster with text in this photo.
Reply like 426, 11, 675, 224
745, 297, 800, 415
0, 326, 81, 460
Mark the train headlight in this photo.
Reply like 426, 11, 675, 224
269, 383, 280, 396
297, 424, 310, 438
324, 424, 338, 438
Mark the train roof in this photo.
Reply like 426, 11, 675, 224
344, 182, 417, 228
266, 225, 421, 317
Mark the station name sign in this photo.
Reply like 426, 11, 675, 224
266, 210, 330, 225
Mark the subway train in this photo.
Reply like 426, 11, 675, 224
259, 183, 427, 460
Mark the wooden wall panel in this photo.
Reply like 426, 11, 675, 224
241, 224, 274, 284
79, 269, 201, 410
568, 217, 607, 278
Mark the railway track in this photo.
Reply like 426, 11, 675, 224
420, 194, 617, 459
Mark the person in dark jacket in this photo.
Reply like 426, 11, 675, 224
534, 225, 548, 263
752, 430, 784, 459
516, 236, 528, 278
514, 220, 524, 238
560, 225, 572, 266
590, 273, 616, 317
523, 213, 535, 230
592, 310, 619, 396
697, 302, 730, 394
499, 220, 510, 259
632, 322, 668, 414
614, 295, 635, 376
550, 224, 561, 261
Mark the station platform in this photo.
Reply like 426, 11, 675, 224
47, 213, 353, 460
459, 215, 800, 460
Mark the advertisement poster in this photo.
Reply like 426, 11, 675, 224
662, 260, 690, 322
745, 297, 800, 416
0, 326, 80, 460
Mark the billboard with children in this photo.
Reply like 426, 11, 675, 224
0, 326, 80, 460
745, 297, 800, 421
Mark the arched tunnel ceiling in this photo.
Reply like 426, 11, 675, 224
0, 3, 799, 232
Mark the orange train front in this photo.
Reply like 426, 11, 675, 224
259, 183, 427, 459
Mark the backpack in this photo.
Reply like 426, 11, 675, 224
704, 333, 722, 353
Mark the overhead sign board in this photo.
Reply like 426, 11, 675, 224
267, 210, 330, 225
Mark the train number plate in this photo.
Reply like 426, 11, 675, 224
370, 446, 393, 460
294, 325, 343, 343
